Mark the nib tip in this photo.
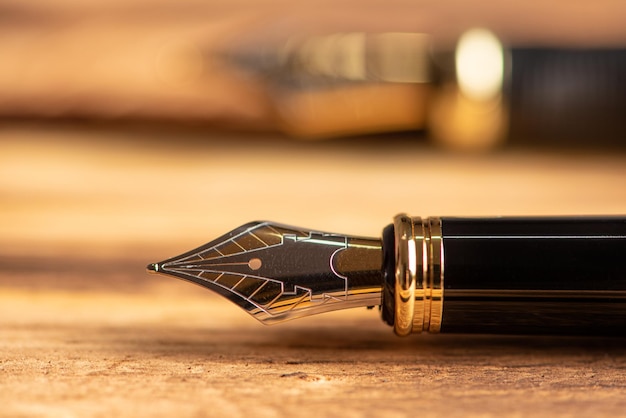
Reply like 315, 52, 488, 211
146, 263, 160, 273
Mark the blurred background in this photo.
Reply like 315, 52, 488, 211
1, 0, 626, 284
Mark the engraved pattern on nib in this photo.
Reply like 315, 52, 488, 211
151, 222, 383, 324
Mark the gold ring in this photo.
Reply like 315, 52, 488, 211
393, 215, 444, 335
393, 214, 416, 336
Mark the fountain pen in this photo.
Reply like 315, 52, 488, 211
147, 215, 626, 337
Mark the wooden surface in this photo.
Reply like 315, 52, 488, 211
2, 125, 626, 417
3, 287, 626, 418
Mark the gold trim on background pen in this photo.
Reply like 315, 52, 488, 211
393, 215, 444, 335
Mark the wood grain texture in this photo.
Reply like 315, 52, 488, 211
2, 281, 626, 418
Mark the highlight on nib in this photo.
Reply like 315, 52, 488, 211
147, 221, 383, 324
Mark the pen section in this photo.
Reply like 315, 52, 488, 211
440, 217, 626, 336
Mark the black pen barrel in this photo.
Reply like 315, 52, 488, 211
383, 216, 626, 336
439, 217, 626, 335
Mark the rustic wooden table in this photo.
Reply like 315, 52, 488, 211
2, 126, 626, 417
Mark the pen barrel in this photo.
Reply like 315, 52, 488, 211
439, 217, 626, 336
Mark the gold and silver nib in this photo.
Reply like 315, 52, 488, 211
147, 221, 383, 324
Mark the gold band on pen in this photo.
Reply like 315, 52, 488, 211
393, 214, 416, 336
393, 215, 444, 336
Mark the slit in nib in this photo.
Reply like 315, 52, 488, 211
146, 263, 160, 273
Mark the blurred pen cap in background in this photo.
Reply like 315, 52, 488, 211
221, 25, 626, 149
228, 28, 509, 148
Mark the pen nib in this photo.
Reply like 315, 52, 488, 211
148, 221, 383, 324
